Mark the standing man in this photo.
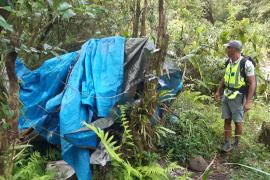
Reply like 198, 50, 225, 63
215, 40, 256, 152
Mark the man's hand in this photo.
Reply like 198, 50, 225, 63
244, 100, 252, 112
214, 91, 221, 102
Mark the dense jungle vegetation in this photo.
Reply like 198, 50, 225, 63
0, 0, 270, 179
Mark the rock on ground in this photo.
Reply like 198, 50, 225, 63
259, 121, 270, 147
189, 155, 208, 172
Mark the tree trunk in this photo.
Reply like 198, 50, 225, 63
4, 51, 19, 140
0, 51, 19, 177
0, 2, 20, 174
156, 0, 169, 69
140, 0, 147, 36
203, 0, 215, 24
132, 0, 141, 37
143, 0, 169, 129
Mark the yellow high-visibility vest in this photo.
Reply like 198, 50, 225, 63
224, 59, 246, 99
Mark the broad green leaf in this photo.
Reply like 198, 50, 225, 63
58, 2, 72, 11
1, 6, 13, 12
0, 15, 13, 32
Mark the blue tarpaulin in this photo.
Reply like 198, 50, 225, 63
16, 36, 125, 180
16, 36, 183, 180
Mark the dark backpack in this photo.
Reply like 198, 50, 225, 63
224, 55, 257, 96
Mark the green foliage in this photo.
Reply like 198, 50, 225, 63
11, 149, 55, 180
0, 143, 58, 180
0, 0, 135, 69
44, 146, 61, 161
167, 0, 269, 95
57, 2, 76, 19
159, 91, 223, 163
0, 15, 13, 32
85, 122, 181, 180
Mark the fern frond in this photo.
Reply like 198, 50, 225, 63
164, 149, 174, 163
164, 162, 182, 174
84, 122, 142, 179
119, 105, 134, 147
137, 163, 169, 180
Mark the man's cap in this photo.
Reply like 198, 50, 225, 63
224, 40, 243, 51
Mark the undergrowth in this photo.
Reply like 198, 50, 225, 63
2, 91, 268, 180
160, 90, 223, 164
0, 143, 60, 180
87, 103, 185, 180
227, 99, 270, 179
12, 151, 55, 180
160, 90, 270, 179
85, 122, 181, 180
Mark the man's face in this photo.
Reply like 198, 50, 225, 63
226, 46, 236, 58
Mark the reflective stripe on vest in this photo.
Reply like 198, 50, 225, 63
224, 89, 241, 99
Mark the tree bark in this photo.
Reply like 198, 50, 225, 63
143, 0, 169, 132
140, 0, 147, 36
156, 0, 169, 68
0, 51, 19, 176
132, 0, 141, 37
4, 51, 19, 139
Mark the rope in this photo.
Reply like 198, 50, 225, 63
20, 103, 65, 140
9, 57, 183, 142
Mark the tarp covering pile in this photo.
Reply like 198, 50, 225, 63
16, 36, 182, 180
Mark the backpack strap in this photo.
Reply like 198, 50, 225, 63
239, 57, 257, 97
239, 57, 247, 81
224, 59, 230, 68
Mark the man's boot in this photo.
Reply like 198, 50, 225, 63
222, 139, 233, 152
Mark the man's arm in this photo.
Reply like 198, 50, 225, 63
217, 78, 225, 94
244, 75, 256, 112
215, 78, 225, 102
244, 60, 256, 112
